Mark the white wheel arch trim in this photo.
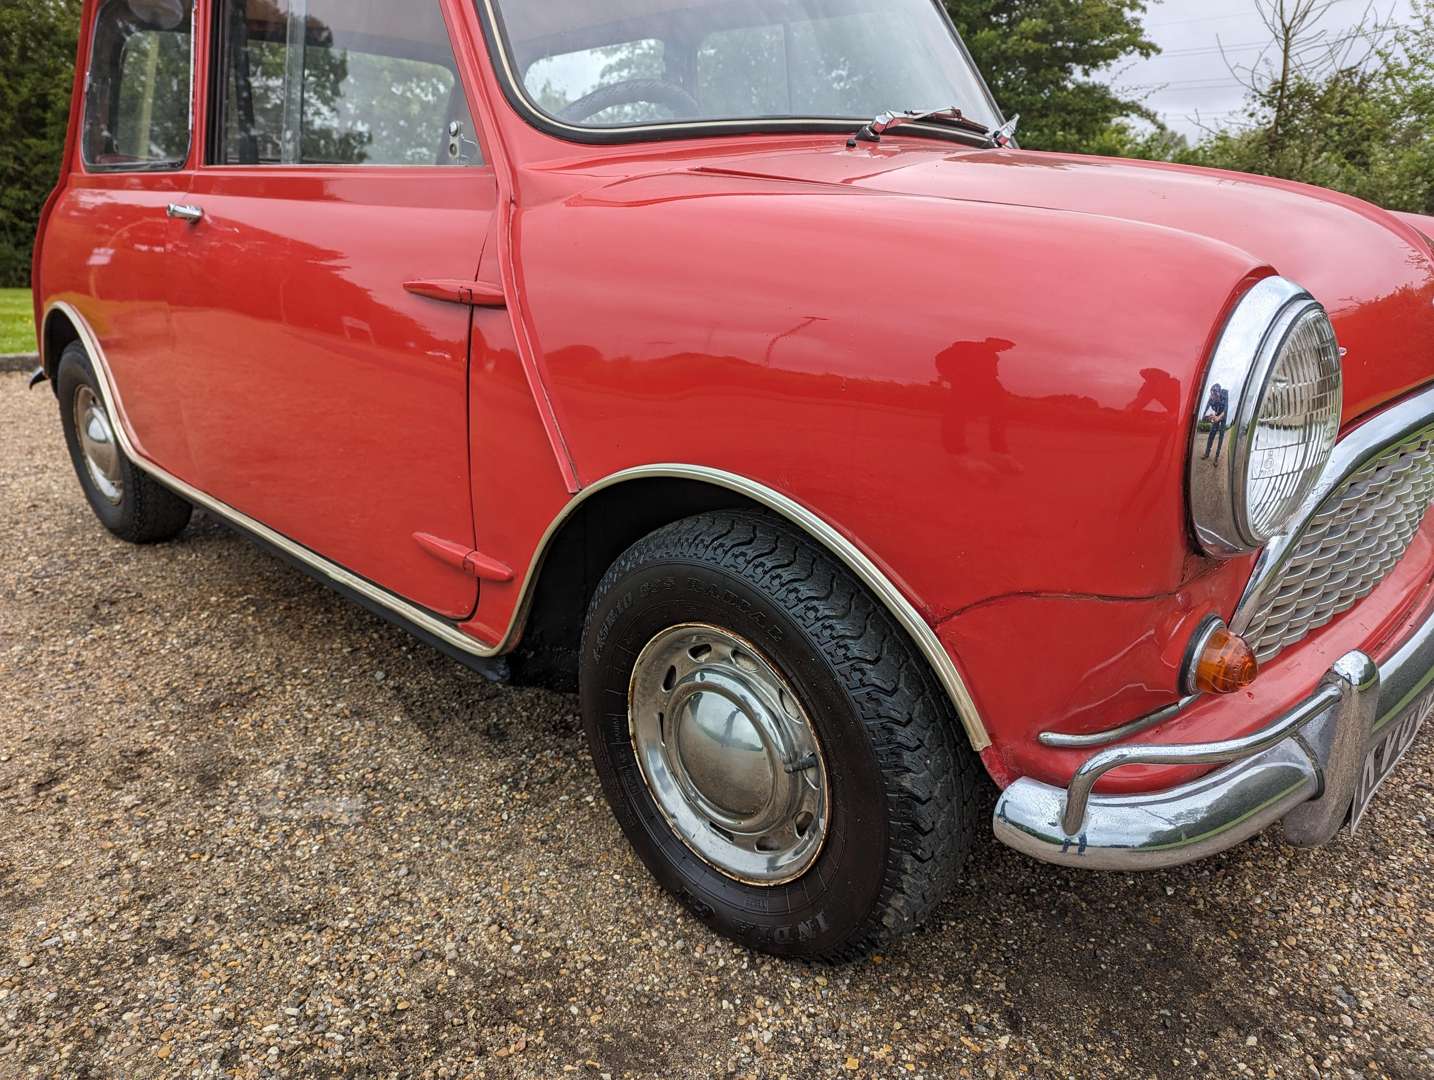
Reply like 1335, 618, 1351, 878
46, 300, 991, 751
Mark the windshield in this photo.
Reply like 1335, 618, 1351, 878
482, 0, 1000, 136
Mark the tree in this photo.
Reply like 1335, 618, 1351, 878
943, 0, 1158, 152
1223, 0, 1393, 151
0, 0, 82, 288
1131, 1, 1434, 216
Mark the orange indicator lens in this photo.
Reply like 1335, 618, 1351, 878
1193, 626, 1259, 695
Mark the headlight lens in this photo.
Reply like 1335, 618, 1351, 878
1242, 307, 1342, 541
1189, 277, 1344, 556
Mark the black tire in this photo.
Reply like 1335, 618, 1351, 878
56, 342, 192, 544
580, 509, 982, 961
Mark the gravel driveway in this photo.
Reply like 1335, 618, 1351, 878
2, 370, 1432, 1079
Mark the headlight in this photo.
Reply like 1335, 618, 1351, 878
1189, 276, 1343, 556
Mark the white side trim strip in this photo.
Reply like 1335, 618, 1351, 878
48, 301, 991, 750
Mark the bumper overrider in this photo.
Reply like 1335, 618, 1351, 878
993, 607, 1434, 870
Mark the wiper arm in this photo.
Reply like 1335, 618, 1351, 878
847, 108, 1020, 149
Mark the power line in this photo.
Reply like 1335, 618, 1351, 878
1144, 19, 1396, 59
1145, 0, 1366, 30
1144, 40, 1267, 59
1146, 10, 1266, 30
1129, 76, 1251, 89
1129, 20, 1396, 84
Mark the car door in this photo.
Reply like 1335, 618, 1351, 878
167, 0, 493, 619
42, 0, 199, 477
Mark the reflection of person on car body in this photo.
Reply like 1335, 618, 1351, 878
936, 337, 1016, 459
1126, 368, 1180, 415
1202, 383, 1230, 463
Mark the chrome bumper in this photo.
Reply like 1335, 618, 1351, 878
993, 606, 1434, 870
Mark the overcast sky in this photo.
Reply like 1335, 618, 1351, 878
1113, 0, 1416, 139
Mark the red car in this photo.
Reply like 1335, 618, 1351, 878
32, 0, 1434, 960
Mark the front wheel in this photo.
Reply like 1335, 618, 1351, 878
579, 510, 981, 961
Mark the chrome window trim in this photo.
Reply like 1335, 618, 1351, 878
209, 0, 483, 170
187, 0, 196, 164
47, 301, 991, 751
1189, 276, 1333, 557
1231, 381, 1434, 636
81, 0, 197, 175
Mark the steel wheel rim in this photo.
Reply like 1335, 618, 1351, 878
73, 386, 123, 505
628, 623, 829, 885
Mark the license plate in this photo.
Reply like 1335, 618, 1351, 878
1350, 689, 1434, 830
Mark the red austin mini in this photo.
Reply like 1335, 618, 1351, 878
32, 0, 1434, 959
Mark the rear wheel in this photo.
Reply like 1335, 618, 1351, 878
56, 342, 191, 544
579, 510, 981, 961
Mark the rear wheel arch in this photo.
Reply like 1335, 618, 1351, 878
55, 340, 192, 543
41, 306, 82, 392
511, 468, 991, 752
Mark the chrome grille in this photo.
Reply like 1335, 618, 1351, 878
1240, 427, 1434, 662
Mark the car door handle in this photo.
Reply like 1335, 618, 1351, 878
166, 203, 204, 224
403, 278, 506, 308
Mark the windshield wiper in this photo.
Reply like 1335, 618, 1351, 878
847, 108, 1020, 149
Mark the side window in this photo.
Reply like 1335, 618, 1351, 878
214, 0, 481, 167
83, 0, 194, 170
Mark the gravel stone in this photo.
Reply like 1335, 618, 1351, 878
2, 370, 1433, 1077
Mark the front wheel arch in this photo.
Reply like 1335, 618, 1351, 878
510, 467, 991, 752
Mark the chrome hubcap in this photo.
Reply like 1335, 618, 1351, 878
628, 624, 828, 884
73, 386, 123, 505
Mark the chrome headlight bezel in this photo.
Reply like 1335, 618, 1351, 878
1189, 276, 1344, 557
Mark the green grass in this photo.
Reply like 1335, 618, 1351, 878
0, 289, 35, 354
